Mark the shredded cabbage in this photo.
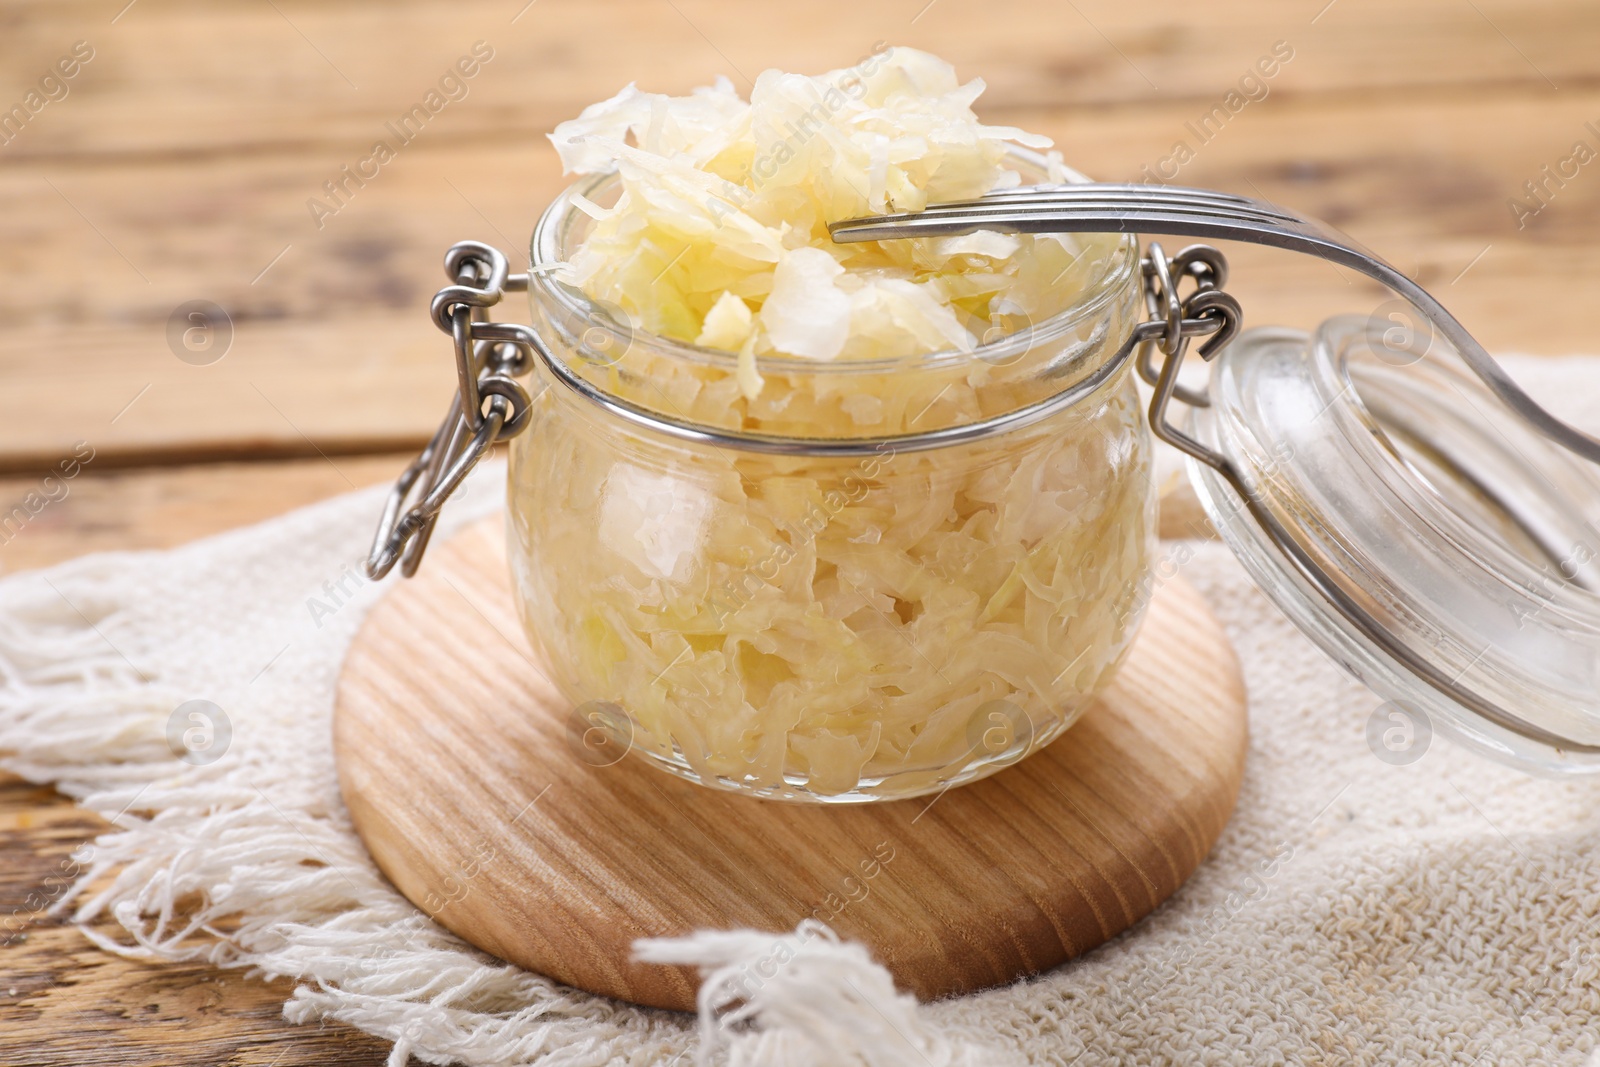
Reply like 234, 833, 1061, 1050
546, 47, 1112, 376
511, 49, 1154, 800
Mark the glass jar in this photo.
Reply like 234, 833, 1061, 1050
370, 162, 1600, 790
506, 157, 1151, 802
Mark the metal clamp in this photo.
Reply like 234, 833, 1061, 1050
1132, 242, 1242, 473
366, 242, 542, 580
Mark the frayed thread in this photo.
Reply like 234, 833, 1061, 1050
635, 920, 983, 1067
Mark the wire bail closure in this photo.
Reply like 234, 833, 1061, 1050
367, 239, 1241, 579
1134, 241, 1242, 474
366, 242, 545, 580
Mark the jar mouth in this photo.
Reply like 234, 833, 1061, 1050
527, 145, 1140, 376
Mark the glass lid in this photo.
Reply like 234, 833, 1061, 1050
1186, 315, 1600, 775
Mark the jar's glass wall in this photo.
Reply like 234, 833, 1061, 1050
508, 362, 1153, 802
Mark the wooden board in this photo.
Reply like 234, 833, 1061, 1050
333, 516, 1248, 1011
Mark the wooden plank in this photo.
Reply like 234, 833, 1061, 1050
0, 317, 457, 476
0, 804, 390, 1067
6, 87, 1600, 471
0, 454, 409, 573
0, 0, 1591, 163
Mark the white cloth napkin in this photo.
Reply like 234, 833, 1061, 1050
4, 357, 1600, 1067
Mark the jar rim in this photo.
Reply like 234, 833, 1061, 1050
526, 146, 1141, 377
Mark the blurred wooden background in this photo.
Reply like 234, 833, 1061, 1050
2, 0, 1597, 1062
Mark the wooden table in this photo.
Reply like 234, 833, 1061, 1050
2, 0, 1595, 1062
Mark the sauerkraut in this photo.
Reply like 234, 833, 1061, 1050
510, 50, 1154, 800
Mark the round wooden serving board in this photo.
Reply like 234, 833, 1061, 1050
334, 516, 1248, 1012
